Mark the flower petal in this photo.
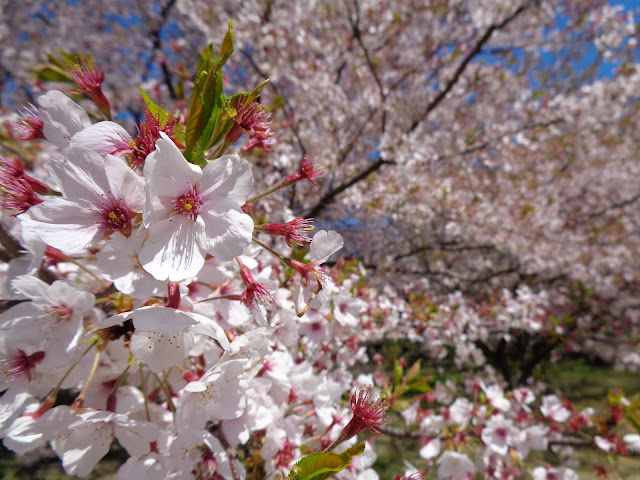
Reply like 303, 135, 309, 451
70, 121, 132, 156
132, 306, 199, 334
310, 230, 343, 262
19, 198, 101, 254
198, 199, 254, 261
51, 147, 111, 202
130, 329, 194, 373
199, 153, 254, 205
143, 133, 202, 200
138, 216, 205, 282
103, 154, 145, 211
37, 91, 91, 149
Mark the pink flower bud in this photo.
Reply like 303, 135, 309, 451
257, 217, 314, 248
13, 105, 45, 141
283, 156, 326, 187
68, 57, 111, 117
237, 257, 274, 309
325, 385, 389, 451
0, 156, 49, 214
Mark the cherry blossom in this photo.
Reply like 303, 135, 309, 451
436, 451, 476, 480
19, 147, 145, 254
139, 133, 254, 281
36, 90, 91, 149
2, 1, 640, 478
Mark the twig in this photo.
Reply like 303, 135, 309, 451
209, 426, 241, 480
408, 2, 531, 133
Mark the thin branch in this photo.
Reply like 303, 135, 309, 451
349, 0, 387, 131
142, 0, 178, 99
0, 222, 23, 258
304, 157, 394, 218
378, 425, 422, 439
431, 118, 564, 163
393, 241, 499, 261
303, 2, 533, 219
209, 426, 241, 480
586, 191, 640, 219
408, 2, 531, 133
336, 107, 378, 165
240, 48, 308, 157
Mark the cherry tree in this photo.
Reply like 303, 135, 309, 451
1, 0, 640, 479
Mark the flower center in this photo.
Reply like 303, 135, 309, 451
95, 194, 133, 237
47, 304, 73, 322
173, 188, 202, 221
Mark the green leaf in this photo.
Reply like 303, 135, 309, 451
185, 44, 220, 160
139, 89, 186, 146
274, 93, 285, 110
219, 20, 235, 66
32, 65, 73, 83
140, 88, 161, 117
626, 409, 640, 433
393, 359, 403, 387
609, 389, 625, 406
405, 360, 421, 383
287, 443, 365, 480
246, 79, 270, 104
33, 50, 97, 84
405, 377, 432, 394
206, 103, 236, 151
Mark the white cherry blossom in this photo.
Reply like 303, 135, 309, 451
139, 133, 254, 281
19, 147, 145, 254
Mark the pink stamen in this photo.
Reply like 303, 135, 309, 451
13, 105, 45, 141
68, 57, 111, 116
237, 257, 274, 309
95, 193, 134, 237
128, 108, 185, 168
325, 385, 389, 452
2, 350, 45, 382
172, 187, 202, 221
0, 156, 50, 214
283, 156, 326, 187
225, 98, 273, 151
257, 218, 314, 248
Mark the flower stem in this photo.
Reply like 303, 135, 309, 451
244, 180, 287, 205
72, 345, 102, 407
152, 371, 176, 413
197, 294, 242, 303
68, 257, 108, 287
252, 237, 286, 262
50, 340, 97, 401
139, 363, 151, 422
0, 223, 22, 258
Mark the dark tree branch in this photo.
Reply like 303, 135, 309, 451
0, 223, 22, 259
143, 0, 178, 100
240, 48, 308, 157
303, 2, 532, 219
303, 158, 394, 218
408, 2, 531, 134
393, 242, 499, 261
349, 0, 387, 132
586, 191, 640, 219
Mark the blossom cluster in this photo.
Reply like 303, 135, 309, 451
0, 55, 388, 479
2, 1, 640, 477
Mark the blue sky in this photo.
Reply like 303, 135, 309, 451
613, 0, 639, 10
